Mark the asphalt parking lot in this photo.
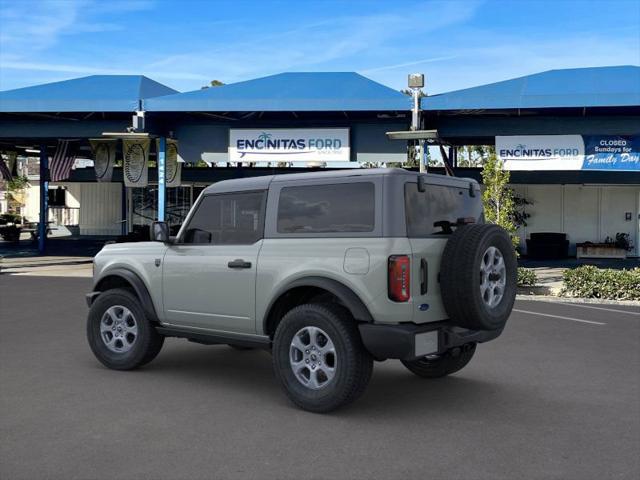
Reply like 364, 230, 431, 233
1, 275, 639, 480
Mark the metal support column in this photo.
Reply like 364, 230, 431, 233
157, 137, 166, 222
121, 182, 127, 235
38, 145, 48, 254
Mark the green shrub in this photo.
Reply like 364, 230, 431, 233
517, 267, 538, 287
561, 265, 640, 300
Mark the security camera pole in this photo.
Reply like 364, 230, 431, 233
408, 73, 425, 173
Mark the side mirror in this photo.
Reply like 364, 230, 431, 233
151, 221, 170, 243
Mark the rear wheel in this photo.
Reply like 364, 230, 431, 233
401, 343, 476, 378
272, 303, 373, 413
87, 288, 164, 370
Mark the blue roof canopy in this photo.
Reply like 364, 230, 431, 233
145, 72, 411, 112
422, 66, 640, 111
0, 75, 178, 113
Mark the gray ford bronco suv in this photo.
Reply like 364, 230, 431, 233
87, 168, 516, 412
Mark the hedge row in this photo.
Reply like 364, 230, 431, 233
517, 267, 538, 287
561, 265, 640, 300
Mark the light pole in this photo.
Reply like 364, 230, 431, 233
408, 73, 425, 172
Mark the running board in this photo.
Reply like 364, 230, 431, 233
155, 326, 271, 350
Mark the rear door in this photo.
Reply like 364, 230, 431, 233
404, 180, 483, 322
162, 191, 266, 334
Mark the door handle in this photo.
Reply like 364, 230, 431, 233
420, 258, 428, 295
228, 259, 252, 269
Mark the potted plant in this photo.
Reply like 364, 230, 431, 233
576, 233, 632, 259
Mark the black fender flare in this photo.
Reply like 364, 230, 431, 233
91, 268, 159, 322
263, 276, 374, 334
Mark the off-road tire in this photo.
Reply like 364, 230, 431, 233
440, 224, 516, 331
87, 288, 164, 370
401, 343, 477, 378
272, 303, 373, 413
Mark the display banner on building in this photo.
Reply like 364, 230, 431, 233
496, 135, 585, 170
229, 128, 350, 162
582, 136, 640, 171
156, 138, 182, 187
122, 138, 149, 187
497, 135, 640, 171
90, 139, 116, 182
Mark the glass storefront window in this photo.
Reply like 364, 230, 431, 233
131, 185, 193, 236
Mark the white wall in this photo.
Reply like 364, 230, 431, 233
23, 181, 40, 222
64, 183, 81, 208
515, 184, 640, 257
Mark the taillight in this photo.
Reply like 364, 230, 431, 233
388, 255, 410, 302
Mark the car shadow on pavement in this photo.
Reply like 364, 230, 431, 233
128, 342, 528, 417
350, 369, 515, 418
136, 343, 282, 393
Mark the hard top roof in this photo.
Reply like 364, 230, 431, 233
202, 168, 475, 194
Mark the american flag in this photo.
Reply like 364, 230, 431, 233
49, 140, 78, 182
0, 156, 12, 181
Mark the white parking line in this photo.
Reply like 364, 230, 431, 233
513, 309, 606, 325
538, 301, 640, 317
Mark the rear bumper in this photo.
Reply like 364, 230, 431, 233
358, 321, 503, 361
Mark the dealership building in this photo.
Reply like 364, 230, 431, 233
0, 66, 638, 257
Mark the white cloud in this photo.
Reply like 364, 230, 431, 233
1, 0, 637, 95
418, 30, 640, 94
360, 56, 459, 74
0, 60, 209, 81
0, 0, 153, 56
135, 1, 484, 90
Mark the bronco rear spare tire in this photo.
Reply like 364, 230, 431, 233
440, 224, 516, 331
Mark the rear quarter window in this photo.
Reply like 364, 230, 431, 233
405, 182, 482, 236
277, 182, 375, 233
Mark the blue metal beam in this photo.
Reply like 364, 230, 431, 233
157, 137, 166, 222
38, 145, 48, 254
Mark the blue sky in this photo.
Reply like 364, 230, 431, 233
0, 0, 638, 94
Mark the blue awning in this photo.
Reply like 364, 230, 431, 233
145, 72, 411, 112
0, 75, 178, 113
422, 66, 640, 111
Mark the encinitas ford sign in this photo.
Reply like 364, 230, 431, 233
497, 135, 640, 171
497, 135, 584, 170
229, 128, 350, 162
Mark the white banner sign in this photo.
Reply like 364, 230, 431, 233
90, 139, 116, 182
229, 128, 350, 162
123, 138, 149, 187
497, 135, 585, 170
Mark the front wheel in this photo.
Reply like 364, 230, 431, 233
401, 343, 476, 378
272, 303, 373, 413
87, 288, 164, 370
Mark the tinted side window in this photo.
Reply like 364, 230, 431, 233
277, 182, 375, 233
182, 191, 265, 245
405, 183, 482, 236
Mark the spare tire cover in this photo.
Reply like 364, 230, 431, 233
440, 224, 517, 331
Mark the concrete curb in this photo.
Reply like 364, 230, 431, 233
516, 294, 640, 307
517, 285, 559, 296
0, 258, 93, 269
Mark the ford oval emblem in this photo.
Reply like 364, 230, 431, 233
419, 304, 429, 311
